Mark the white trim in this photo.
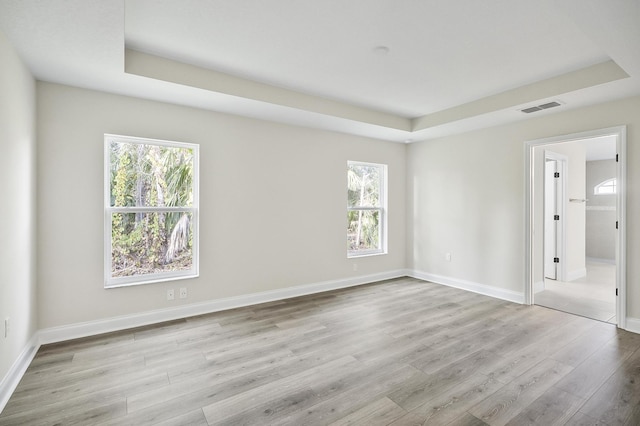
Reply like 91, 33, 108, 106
525, 126, 626, 329
408, 270, 524, 304
586, 257, 616, 265
566, 268, 587, 282
586, 206, 615, 211
534, 280, 545, 293
1, 270, 405, 408
625, 318, 640, 335
616, 126, 627, 329
109, 207, 195, 213
0, 334, 40, 413
347, 251, 387, 259
346, 207, 381, 212
38, 269, 407, 345
106, 271, 200, 289
525, 141, 534, 304
104, 134, 200, 288
2, 269, 637, 412
347, 161, 388, 258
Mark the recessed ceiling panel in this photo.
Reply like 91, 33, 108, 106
125, 0, 610, 117
1, 0, 637, 143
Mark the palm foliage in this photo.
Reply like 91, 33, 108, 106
109, 141, 194, 277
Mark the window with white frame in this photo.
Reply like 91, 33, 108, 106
105, 134, 199, 288
594, 178, 616, 195
347, 161, 387, 257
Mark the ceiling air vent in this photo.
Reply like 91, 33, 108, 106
521, 106, 542, 113
520, 101, 562, 114
539, 101, 561, 109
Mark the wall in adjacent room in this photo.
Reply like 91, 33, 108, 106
586, 159, 616, 261
36, 82, 407, 329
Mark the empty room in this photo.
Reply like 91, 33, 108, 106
2, 1, 640, 425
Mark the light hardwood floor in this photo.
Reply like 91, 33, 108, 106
535, 261, 616, 323
2, 277, 640, 425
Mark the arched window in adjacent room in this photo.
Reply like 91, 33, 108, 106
594, 178, 616, 195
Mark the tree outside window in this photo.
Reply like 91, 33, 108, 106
105, 135, 199, 287
347, 161, 386, 257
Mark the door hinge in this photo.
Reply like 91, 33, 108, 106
616, 154, 619, 162
553, 257, 560, 263
616, 221, 619, 229
616, 288, 618, 296
554, 215, 560, 221
554, 172, 560, 178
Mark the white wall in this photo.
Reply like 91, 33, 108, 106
407, 95, 640, 318
0, 32, 37, 385
406, 123, 524, 296
586, 160, 616, 261
36, 82, 406, 329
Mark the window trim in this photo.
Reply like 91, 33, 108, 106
347, 160, 387, 258
104, 134, 199, 288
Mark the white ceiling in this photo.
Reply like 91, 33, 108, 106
1, 0, 639, 143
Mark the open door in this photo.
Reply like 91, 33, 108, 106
544, 159, 559, 280
544, 152, 566, 282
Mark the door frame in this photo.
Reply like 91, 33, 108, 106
524, 126, 627, 328
543, 151, 567, 283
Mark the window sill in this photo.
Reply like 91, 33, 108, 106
347, 251, 387, 259
105, 272, 199, 289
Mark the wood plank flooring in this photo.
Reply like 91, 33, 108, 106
2, 277, 640, 425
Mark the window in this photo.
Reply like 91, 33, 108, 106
105, 134, 199, 288
594, 178, 616, 195
347, 161, 387, 257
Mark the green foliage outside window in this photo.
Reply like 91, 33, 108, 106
348, 163, 383, 254
109, 141, 195, 278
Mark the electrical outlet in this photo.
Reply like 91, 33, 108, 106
167, 289, 175, 301
4, 318, 9, 338
179, 287, 187, 299
446, 253, 452, 262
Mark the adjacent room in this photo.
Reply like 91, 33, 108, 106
534, 136, 619, 323
2, 1, 640, 424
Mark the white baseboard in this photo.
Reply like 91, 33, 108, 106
534, 280, 545, 293
38, 269, 408, 345
2, 269, 407, 410
0, 333, 40, 413
566, 268, 587, 282
408, 270, 524, 304
18, 267, 637, 414
625, 317, 640, 334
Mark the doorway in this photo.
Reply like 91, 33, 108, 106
525, 126, 626, 327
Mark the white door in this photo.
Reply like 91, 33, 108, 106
544, 160, 558, 280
